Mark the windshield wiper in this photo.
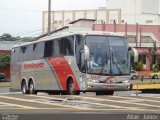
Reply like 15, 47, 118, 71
111, 53, 122, 75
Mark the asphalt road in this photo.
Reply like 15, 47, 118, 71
0, 80, 160, 120
0, 91, 160, 113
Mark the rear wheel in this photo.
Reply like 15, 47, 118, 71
67, 80, 80, 95
22, 81, 28, 94
29, 81, 37, 94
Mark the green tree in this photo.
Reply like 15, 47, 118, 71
0, 55, 11, 69
0, 33, 17, 41
148, 41, 157, 70
134, 60, 144, 71
0, 33, 35, 42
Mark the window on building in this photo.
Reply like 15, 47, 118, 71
110, 19, 116, 24
146, 20, 153, 24
127, 35, 136, 43
59, 20, 62, 25
152, 55, 156, 64
54, 20, 58, 24
121, 20, 124, 23
139, 55, 146, 64
141, 36, 154, 43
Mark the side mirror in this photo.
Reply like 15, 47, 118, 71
128, 47, 131, 51
84, 45, 90, 61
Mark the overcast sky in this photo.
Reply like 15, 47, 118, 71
0, 0, 106, 37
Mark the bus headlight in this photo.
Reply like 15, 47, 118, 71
122, 80, 129, 83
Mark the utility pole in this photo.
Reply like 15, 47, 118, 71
48, 0, 51, 35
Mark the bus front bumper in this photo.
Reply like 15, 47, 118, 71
86, 82, 131, 91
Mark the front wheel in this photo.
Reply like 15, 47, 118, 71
67, 80, 80, 95
154, 75, 158, 79
132, 75, 137, 80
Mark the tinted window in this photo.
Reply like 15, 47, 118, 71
33, 42, 44, 59
20, 46, 26, 62
53, 39, 60, 57
11, 47, 20, 63
59, 36, 74, 56
44, 41, 53, 57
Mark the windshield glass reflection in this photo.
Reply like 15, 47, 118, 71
86, 35, 130, 75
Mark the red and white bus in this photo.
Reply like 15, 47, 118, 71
10, 31, 132, 95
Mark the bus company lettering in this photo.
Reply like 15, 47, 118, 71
24, 63, 44, 69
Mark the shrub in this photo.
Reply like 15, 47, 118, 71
134, 61, 144, 71
0, 54, 10, 69
152, 65, 159, 72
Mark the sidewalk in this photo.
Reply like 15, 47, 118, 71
0, 82, 10, 87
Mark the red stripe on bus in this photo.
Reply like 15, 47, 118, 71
48, 57, 80, 91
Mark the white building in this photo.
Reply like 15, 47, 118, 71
42, 0, 160, 34
42, 8, 121, 34
107, 0, 160, 25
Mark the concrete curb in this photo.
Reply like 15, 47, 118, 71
133, 84, 160, 90
0, 82, 10, 87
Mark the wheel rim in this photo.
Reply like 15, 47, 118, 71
29, 83, 34, 94
133, 76, 136, 79
69, 83, 75, 94
154, 75, 158, 79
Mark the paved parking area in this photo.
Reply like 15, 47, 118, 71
0, 92, 160, 114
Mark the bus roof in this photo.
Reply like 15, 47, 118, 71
12, 31, 125, 48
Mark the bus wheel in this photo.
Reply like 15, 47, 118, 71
67, 80, 80, 95
22, 81, 28, 94
154, 75, 158, 79
29, 81, 37, 94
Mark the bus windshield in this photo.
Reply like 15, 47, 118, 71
85, 35, 130, 75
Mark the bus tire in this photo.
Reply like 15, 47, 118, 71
28, 80, 37, 94
154, 75, 158, 79
21, 81, 29, 94
67, 79, 80, 95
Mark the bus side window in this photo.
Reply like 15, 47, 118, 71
44, 40, 53, 57
33, 42, 44, 60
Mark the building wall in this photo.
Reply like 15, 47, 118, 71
142, 0, 160, 14
42, 9, 121, 34
42, 0, 160, 33
107, 0, 160, 25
